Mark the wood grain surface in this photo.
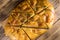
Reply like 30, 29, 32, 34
0, 0, 60, 40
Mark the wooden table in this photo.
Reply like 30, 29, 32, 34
0, 0, 60, 40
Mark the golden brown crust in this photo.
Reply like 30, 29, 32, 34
3, 0, 54, 40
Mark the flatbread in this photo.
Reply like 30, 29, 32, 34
3, 0, 54, 40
